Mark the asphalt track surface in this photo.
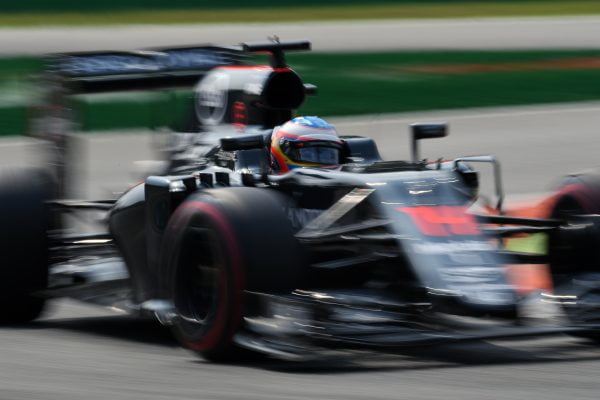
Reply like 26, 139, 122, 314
2, 102, 600, 399
2, 16, 600, 54
2, 300, 600, 400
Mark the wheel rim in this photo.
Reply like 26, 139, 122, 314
175, 226, 222, 334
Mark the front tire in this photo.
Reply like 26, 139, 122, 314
0, 170, 50, 323
161, 187, 305, 361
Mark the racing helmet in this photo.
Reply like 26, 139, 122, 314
270, 116, 344, 173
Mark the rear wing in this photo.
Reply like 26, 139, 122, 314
33, 40, 313, 199
32, 45, 246, 198
47, 45, 247, 93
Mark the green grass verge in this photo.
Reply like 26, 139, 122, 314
68, 49, 600, 132
0, 0, 567, 13
5, 50, 600, 135
0, 105, 28, 135
292, 50, 600, 116
70, 90, 193, 132
1, 1, 599, 26
0, 57, 45, 136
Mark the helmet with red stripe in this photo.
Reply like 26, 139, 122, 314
270, 116, 343, 173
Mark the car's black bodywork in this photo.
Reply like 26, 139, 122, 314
3, 40, 600, 360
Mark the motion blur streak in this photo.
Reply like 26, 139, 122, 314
2, 16, 600, 54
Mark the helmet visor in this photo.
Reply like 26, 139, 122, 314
297, 146, 340, 165
281, 140, 341, 165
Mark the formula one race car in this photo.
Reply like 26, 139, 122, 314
1, 40, 600, 361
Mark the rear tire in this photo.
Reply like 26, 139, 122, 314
0, 170, 50, 323
161, 187, 305, 361
548, 182, 600, 274
548, 175, 600, 341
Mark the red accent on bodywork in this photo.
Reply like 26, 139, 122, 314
483, 192, 559, 295
399, 206, 480, 236
505, 264, 553, 296
494, 184, 596, 220
552, 183, 599, 214
232, 101, 247, 129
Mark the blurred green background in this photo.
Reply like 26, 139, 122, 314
3, 50, 600, 136
0, 0, 585, 12
2, 0, 600, 135
1, 1, 599, 25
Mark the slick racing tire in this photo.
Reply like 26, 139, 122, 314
161, 187, 306, 361
0, 170, 50, 323
548, 174, 600, 342
548, 178, 600, 275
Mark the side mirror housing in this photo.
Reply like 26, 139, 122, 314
453, 155, 504, 212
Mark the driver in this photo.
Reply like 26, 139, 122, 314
270, 116, 344, 173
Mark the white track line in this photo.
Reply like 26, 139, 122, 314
332, 102, 600, 127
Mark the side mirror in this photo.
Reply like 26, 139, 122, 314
410, 123, 447, 162
220, 133, 265, 151
453, 155, 504, 213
